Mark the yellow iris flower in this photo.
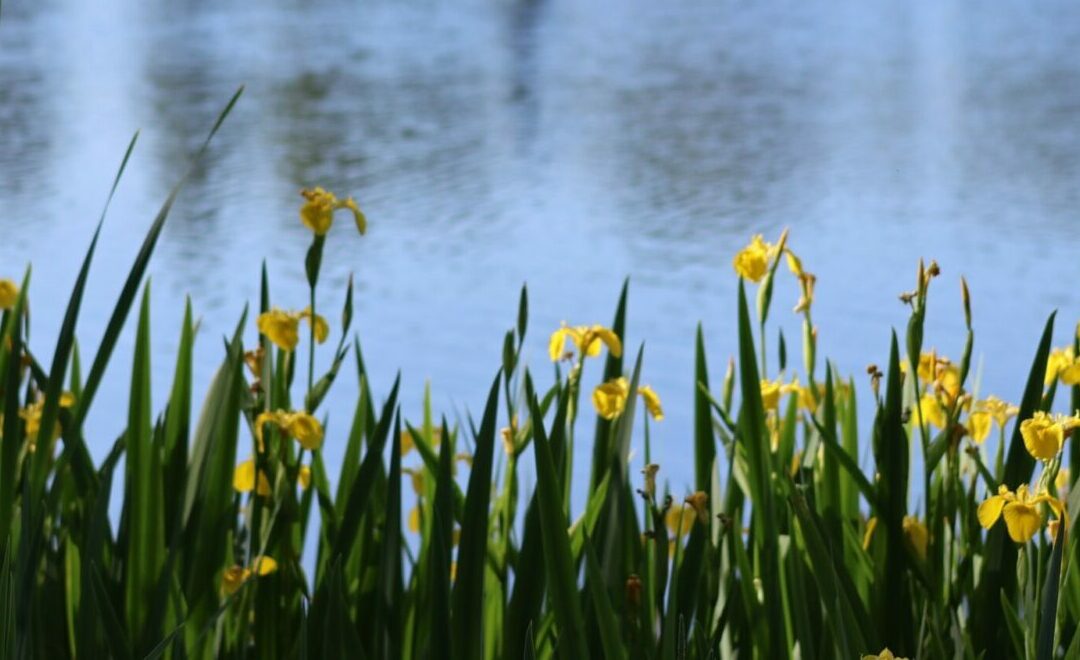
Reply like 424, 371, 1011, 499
732, 234, 772, 283
19, 392, 76, 449
0, 279, 18, 310
221, 556, 278, 596
300, 187, 366, 236
665, 505, 697, 537
548, 323, 622, 362
255, 410, 325, 451
966, 396, 1018, 444
862, 649, 908, 660
256, 307, 330, 352
977, 483, 1064, 543
233, 459, 272, 496
760, 379, 782, 411
1019, 411, 1080, 461
593, 377, 630, 420
1045, 347, 1078, 386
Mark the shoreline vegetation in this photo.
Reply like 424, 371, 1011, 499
1, 92, 1079, 660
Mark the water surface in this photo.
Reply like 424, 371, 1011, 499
2, 0, 1080, 498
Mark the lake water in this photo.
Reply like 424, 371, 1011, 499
2, 0, 1080, 501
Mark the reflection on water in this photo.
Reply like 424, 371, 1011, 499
2, 0, 1080, 494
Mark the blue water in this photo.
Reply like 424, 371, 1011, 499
2, 0, 1080, 508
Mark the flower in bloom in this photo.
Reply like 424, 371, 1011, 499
0, 279, 18, 310
255, 410, 325, 451
862, 649, 908, 660
233, 459, 272, 496
1019, 411, 1080, 461
732, 234, 772, 283
684, 491, 709, 524
902, 516, 928, 561
548, 323, 622, 362
967, 396, 1019, 444
1045, 346, 1079, 386
665, 505, 697, 537
221, 556, 278, 596
257, 307, 330, 352
760, 379, 782, 411
300, 187, 366, 236
978, 483, 1064, 543
638, 385, 664, 421
593, 377, 630, 420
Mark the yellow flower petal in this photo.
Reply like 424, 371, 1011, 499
1020, 412, 1064, 461
685, 491, 709, 524
587, 326, 623, 359
977, 494, 1007, 529
251, 556, 278, 576
300, 187, 337, 235
638, 385, 664, 421
665, 505, 697, 537
257, 309, 301, 352
760, 379, 782, 411
298, 465, 312, 490
1002, 502, 1042, 543
592, 377, 630, 420
233, 459, 256, 493
902, 515, 928, 561
548, 325, 572, 362
918, 393, 946, 430
732, 235, 770, 283
300, 308, 330, 344
968, 411, 991, 444
342, 197, 367, 235
0, 279, 18, 310
284, 412, 324, 450
221, 566, 250, 596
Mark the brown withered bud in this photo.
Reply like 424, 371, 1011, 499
625, 574, 643, 608
898, 291, 916, 305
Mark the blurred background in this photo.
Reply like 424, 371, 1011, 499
2, 0, 1079, 499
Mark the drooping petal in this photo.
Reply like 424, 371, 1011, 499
341, 197, 367, 235
638, 385, 664, 421
590, 326, 623, 358
1002, 502, 1042, 543
300, 307, 330, 344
